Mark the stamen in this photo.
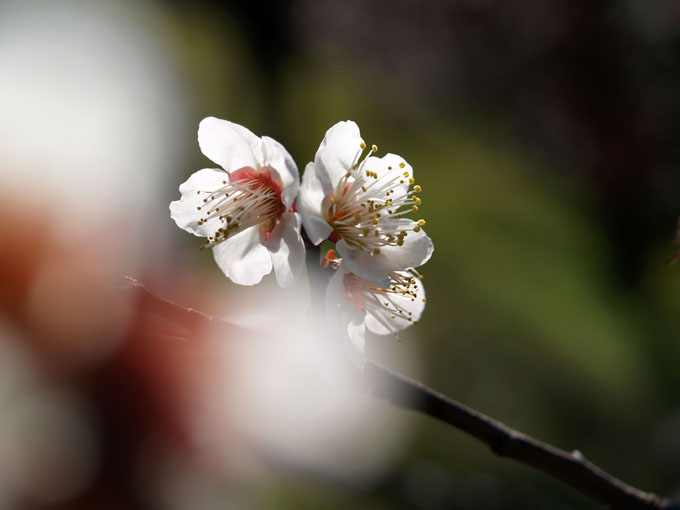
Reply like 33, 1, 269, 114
324, 145, 426, 254
343, 270, 424, 336
196, 170, 283, 249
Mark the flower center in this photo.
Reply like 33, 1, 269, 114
326, 144, 426, 255
195, 166, 284, 249
343, 269, 425, 332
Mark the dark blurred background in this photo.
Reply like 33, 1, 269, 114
0, 0, 679, 508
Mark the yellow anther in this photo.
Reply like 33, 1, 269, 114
360, 142, 366, 149
413, 226, 421, 233
422, 298, 427, 303
412, 205, 419, 212
408, 177, 415, 184
373, 248, 381, 255
371, 144, 378, 152
399, 162, 405, 168
417, 219, 426, 226
413, 197, 421, 205
403, 171, 409, 178
388, 166, 392, 170
413, 185, 421, 192
372, 217, 379, 225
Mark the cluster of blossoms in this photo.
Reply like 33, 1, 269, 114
171, 118, 433, 355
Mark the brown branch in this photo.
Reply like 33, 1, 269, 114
365, 362, 678, 510
124, 277, 679, 510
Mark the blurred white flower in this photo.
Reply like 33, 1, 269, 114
171, 117, 304, 287
298, 121, 433, 285
326, 261, 426, 355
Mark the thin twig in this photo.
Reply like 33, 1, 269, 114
124, 277, 679, 510
364, 362, 678, 510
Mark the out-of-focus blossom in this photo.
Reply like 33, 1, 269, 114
171, 117, 305, 287
299, 121, 433, 285
325, 261, 426, 356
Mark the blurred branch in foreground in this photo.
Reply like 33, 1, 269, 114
125, 277, 680, 510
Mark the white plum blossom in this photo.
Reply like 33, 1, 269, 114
325, 260, 426, 356
170, 117, 305, 287
299, 121, 433, 285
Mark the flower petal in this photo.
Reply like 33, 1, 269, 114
363, 153, 413, 200
198, 117, 261, 171
365, 272, 426, 335
261, 136, 299, 210
325, 265, 367, 358
169, 168, 227, 237
266, 212, 305, 288
212, 226, 272, 285
325, 265, 355, 334
314, 120, 364, 190
346, 308, 368, 359
336, 220, 433, 284
298, 162, 333, 244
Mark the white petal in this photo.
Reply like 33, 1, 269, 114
325, 264, 352, 332
298, 162, 333, 244
169, 168, 227, 237
261, 136, 299, 209
325, 265, 359, 338
325, 266, 368, 358
346, 308, 368, 359
365, 272, 426, 335
363, 153, 413, 200
314, 120, 364, 190
336, 221, 433, 284
212, 226, 272, 286
198, 117, 261, 171
266, 212, 305, 288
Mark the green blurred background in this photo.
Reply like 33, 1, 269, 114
2, 1, 680, 508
